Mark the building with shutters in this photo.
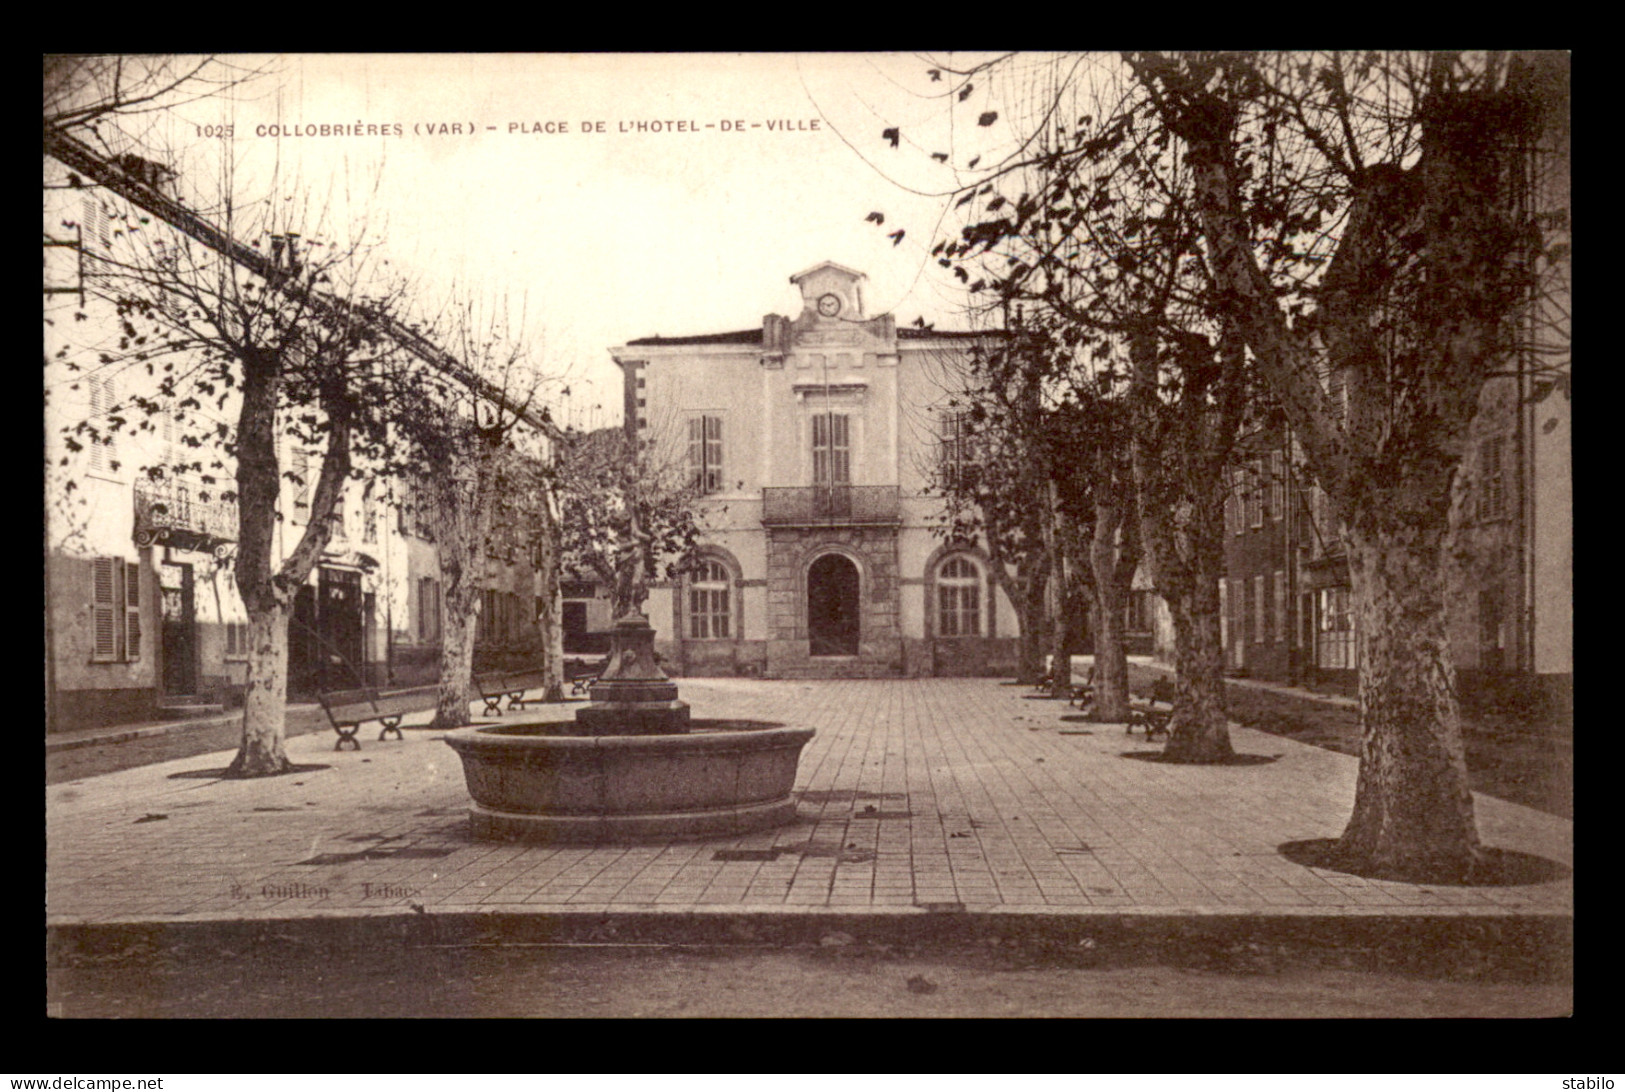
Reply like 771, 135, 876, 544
43, 157, 550, 731
1212, 54, 1570, 713
609, 261, 1020, 678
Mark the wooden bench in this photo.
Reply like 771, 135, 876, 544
317, 685, 439, 751
1128, 678, 1178, 738
564, 657, 608, 696
1034, 663, 1094, 703
475, 669, 555, 715
1069, 666, 1098, 708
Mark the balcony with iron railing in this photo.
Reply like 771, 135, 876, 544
133, 477, 238, 553
760, 485, 900, 526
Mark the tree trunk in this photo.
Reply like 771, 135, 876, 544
1089, 489, 1137, 722
534, 480, 566, 702
1336, 527, 1481, 880
1015, 574, 1049, 685
435, 584, 477, 728
1091, 585, 1131, 721
227, 602, 293, 777
1162, 582, 1234, 763
1044, 481, 1071, 698
431, 444, 491, 731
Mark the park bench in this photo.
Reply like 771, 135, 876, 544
317, 684, 439, 751
1128, 678, 1178, 738
1034, 663, 1094, 703
475, 669, 557, 715
564, 656, 609, 696
1068, 665, 1098, 708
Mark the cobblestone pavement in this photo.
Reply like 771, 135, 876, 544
45, 678, 1572, 925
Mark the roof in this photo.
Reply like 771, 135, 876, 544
624, 329, 764, 347
623, 326, 996, 348
897, 327, 995, 340
789, 260, 867, 284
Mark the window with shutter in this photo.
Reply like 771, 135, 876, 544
87, 375, 119, 475
1253, 574, 1266, 645
1246, 463, 1263, 529
91, 557, 118, 661
1273, 570, 1287, 645
938, 412, 980, 489
1269, 453, 1286, 522
812, 414, 850, 485
1478, 437, 1507, 522
688, 416, 726, 493
291, 450, 310, 522
124, 561, 141, 660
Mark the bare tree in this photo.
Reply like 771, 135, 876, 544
557, 410, 709, 621
1117, 51, 1566, 874
52, 181, 416, 776
388, 290, 565, 729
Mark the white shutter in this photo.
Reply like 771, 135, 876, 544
1253, 574, 1265, 646
124, 561, 141, 661
831, 415, 850, 484
812, 415, 828, 484
87, 378, 107, 473
705, 416, 723, 492
91, 557, 118, 661
1274, 570, 1287, 645
688, 418, 704, 490
292, 450, 310, 522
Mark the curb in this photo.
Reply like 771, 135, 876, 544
45, 705, 326, 754
48, 907, 1573, 979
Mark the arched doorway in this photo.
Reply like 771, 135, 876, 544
808, 553, 860, 656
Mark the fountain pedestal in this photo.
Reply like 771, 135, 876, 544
571, 614, 689, 736
443, 612, 813, 843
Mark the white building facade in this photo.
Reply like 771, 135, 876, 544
611, 262, 1019, 679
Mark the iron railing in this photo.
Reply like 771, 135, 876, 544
760, 485, 899, 526
133, 477, 238, 550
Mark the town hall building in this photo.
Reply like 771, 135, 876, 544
610, 262, 1020, 679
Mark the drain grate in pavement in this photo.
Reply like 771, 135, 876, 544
295, 845, 457, 866
916, 901, 966, 913
296, 850, 391, 866
851, 809, 912, 820
712, 849, 780, 862
714, 841, 877, 864
251, 806, 300, 813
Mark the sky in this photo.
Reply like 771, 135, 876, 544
84, 53, 1048, 431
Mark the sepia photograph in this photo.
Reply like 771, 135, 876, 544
44, 51, 1571, 1020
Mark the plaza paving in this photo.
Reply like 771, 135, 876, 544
45, 677, 1572, 929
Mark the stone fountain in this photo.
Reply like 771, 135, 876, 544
443, 613, 815, 843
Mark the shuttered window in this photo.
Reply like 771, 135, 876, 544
688, 416, 725, 494
90, 558, 139, 662
1273, 570, 1287, 645
1478, 437, 1508, 522
812, 414, 850, 485
938, 412, 979, 489
1253, 574, 1266, 645
87, 375, 118, 475
124, 561, 141, 660
291, 450, 311, 523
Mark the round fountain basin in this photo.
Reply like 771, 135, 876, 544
442, 720, 815, 843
